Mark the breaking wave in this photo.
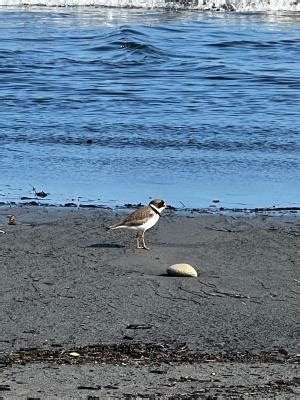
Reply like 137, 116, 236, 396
0, 0, 299, 12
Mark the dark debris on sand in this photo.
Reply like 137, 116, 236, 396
1, 343, 298, 367
1, 344, 298, 398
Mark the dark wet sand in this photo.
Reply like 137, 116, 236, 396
0, 205, 299, 398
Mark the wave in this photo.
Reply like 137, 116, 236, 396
1, 126, 298, 153
0, 0, 299, 12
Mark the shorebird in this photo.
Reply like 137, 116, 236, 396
7, 215, 32, 226
109, 199, 167, 250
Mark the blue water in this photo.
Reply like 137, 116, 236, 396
0, 8, 299, 208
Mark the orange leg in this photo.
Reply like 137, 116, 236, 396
141, 232, 150, 250
136, 233, 143, 249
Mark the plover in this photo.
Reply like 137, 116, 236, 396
109, 199, 167, 250
7, 215, 32, 226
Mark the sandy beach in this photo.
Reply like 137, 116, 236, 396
0, 205, 299, 398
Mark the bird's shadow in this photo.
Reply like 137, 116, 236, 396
88, 243, 125, 249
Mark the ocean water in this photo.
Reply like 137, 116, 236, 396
0, 4, 299, 209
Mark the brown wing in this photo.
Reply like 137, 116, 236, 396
113, 206, 154, 227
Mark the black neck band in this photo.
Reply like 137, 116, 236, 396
150, 205, 161, 215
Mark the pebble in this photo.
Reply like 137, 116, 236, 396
167, 263, 198, 277
69, 352, 80, 357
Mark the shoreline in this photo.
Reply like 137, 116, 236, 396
0, 205, 299, 397
0, 2, 299, 12
1, 199, 300, 216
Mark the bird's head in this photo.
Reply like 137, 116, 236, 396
149, 199, 168, 214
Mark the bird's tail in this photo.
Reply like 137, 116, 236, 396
107, 223, 122, 231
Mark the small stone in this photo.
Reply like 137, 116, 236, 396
69, 352, 80, 357
167, 264, 198, 278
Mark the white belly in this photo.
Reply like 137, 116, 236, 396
139, 214, 159, 232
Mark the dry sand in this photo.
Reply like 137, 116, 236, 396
0, 205, 299, 398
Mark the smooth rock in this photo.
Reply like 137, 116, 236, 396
167, 263, 198, 278
69, 352, 80, 357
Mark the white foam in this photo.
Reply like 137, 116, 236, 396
0, 0, 299, 11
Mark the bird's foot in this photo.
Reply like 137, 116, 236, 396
136, 244, 149, 250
